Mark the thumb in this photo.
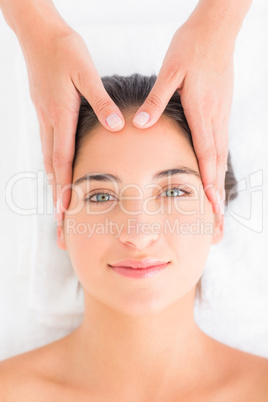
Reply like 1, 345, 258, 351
73, 68, 125, 132
132, 68, 185, 128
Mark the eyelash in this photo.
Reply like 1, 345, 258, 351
84, 186, 193, 204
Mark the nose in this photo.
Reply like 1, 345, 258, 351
117, 197, 160, 249
118, 218, 159, 250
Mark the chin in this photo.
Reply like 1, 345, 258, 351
107, 292, 174, 317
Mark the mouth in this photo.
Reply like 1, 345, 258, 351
109, 258, 170, 269
109, 262, 169, 269
108, 262, 170, 279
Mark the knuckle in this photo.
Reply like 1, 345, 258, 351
145, 93, 164, 112
161, 63, 182, 83
52, 152, 66, 169
52, 152, 73, 170
204, 182, 216, 192
94, 97, 113, 115
200, 147, 217, 161
217, 150, 228, 164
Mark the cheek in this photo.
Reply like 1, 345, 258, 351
166, 197, 214, 278
163, 187, 214, 231
63, 216, 103, 282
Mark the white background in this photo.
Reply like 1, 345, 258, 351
0, 0, 267, 360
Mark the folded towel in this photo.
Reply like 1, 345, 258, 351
9, 1, 268, 358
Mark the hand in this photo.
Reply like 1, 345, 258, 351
18, 22, 125, 218
132, 19, 235, 214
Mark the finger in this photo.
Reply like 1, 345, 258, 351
52, 113, 77, 220
213, 117, 229, 202
132, 67, 185, 129
72, 64, 125, 132
182, 104, 218, 211
40, 117, 57, 208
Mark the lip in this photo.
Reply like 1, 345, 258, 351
109, 262, 170, 279
109, 258, 170, 269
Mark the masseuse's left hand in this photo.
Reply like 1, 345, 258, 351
132, 7, 239, 214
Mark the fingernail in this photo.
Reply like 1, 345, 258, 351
216, 190, 225, 215
216, 189, 221, 203
106, 113, 122, 129
220, 201, 225, 215
133, 111, 150, 126
215, 203, 225, 215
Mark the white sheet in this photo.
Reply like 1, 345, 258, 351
0, 0, 267, 360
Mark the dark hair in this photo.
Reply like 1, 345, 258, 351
73, 73, 238, 303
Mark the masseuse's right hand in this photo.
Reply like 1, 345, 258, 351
16, 20, 125, 220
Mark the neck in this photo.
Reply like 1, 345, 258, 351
67, 287, 211, 398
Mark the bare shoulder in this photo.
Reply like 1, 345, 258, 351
0, 348, 49, 401
209, 336, 268, 401
237, 348, 268, 394
0, 336, 73, 402
0, 351, 35, 401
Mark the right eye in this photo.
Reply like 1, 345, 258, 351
84, 191, 117, 204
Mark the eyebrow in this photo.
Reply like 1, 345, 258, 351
73, 167, 200, 186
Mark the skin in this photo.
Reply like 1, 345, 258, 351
0, 0, 253, 215
132, 0, 253, 208
0, 0, 125, 211
1, 114, 268, 401
58, 113, 225, 397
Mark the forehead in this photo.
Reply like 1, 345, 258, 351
74, 114, 199, 182
81, 114, 194, 156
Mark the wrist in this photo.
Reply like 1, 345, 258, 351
2, 0, 70, 42
187, 0, 252, 46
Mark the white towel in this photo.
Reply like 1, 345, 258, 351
2, 0, 267, 356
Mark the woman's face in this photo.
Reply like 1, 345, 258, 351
58, 113, 223, 316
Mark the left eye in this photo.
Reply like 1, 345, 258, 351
85, 187, 192, 204
158, 187, 192, 198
